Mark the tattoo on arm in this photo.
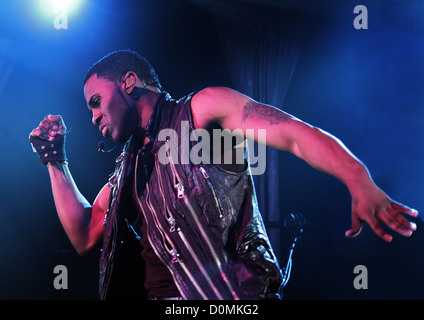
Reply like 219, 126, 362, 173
241, 101, 290, 125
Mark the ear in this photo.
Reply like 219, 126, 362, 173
121, 71, 138, 95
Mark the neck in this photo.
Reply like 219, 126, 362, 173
137, 91, 161, 130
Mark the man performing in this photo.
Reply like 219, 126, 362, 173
29, 50, 418, 300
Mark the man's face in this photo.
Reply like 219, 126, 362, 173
84, 74, 138, 143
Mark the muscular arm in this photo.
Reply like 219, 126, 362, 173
192, 87, 418, 241
48, 162, 107, 255
240, 100, 368, 192
192, 87, 366, 181
30, 115, 106, 255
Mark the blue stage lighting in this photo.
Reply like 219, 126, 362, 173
38, 0, 82, 16
34, 0, 84, 29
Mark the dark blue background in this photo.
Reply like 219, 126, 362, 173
0, 0, 422, 299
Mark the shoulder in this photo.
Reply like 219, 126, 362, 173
191, 87, 250, 115
192, 87, 244, 105
190, 87, 252, 129
190, 87, 233, 128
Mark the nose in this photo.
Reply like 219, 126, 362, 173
92, 110, 102, 126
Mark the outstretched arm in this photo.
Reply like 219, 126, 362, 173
191, 87, 418, 242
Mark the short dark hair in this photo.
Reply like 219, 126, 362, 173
83, 49, 161, 88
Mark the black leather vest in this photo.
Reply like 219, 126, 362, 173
99, 92, 283, 300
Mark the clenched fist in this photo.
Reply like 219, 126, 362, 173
29, 115, 68, 164
29, 114, 67, 141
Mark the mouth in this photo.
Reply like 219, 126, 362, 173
99, 124, 108, 137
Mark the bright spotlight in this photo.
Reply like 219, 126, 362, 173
35, 0, 84, 29
56, 0, 83, 13
36, 0, 82, 17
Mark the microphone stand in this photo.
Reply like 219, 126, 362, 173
281, 213, 305, 289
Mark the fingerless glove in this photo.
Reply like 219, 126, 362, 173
30, 134, 68, 165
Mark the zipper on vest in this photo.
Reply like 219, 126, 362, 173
199, 166, 224, 218
144, 177, 178, 262
155, 149, 218, 298
133, 151, 188, 299
175, 182, 185, 199
166, 146, 240, 300
177, 224, 223, 299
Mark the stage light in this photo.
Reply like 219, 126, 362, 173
34, 0, 84, 29
36, 0, 83, 18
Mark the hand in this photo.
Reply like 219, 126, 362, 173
29, 115, 68, 165
29, 114, 67, 141
345, 183, 418, 242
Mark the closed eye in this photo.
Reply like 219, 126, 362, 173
89, 94, 101, 109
